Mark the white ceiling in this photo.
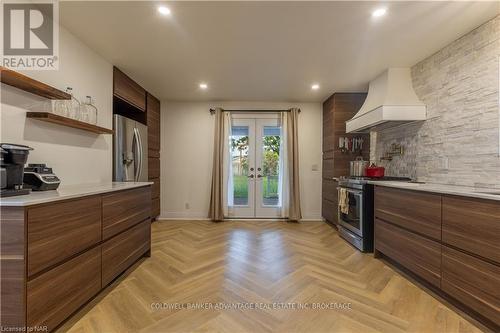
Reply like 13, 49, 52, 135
60, 1, 500, 102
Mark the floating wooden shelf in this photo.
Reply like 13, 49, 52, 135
27, 112, 114, 134
0, 66, 71, 100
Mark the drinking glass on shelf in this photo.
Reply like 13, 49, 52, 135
80, 96, 98, 124
65, 87, 81, 120
53, 98, 68, 117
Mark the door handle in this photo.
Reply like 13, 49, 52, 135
256, 174, 263, 178
248, 174, 254, 179
136, 128, 143, 181
133, 128, 142, 182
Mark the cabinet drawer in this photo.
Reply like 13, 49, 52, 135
102, 187, 151, 240
27, 246, 101, 331
102, 220, 151, 286
149, 157, 160, 179
441, 246, 500, 326
375, 218, 441, 287
152, 197, 160, 218
443, 196, 500, 264
150, 177, 160, 199
322, 199, 337, 224
27, 196, 101, 276
113, 67, 146, 111
322, 178, 338, 203
375, 187, 442, 241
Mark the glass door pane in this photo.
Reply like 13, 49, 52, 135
262, 126, 280, 207
255, 118, 282, 218
231, 126, 249, 206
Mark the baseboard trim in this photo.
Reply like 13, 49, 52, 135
157, 217, 325, 222
157, 217, 211, 221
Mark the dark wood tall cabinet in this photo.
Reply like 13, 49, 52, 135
113, 67, 161, 220
322, 93, 369, 225
147, 93, 161, 220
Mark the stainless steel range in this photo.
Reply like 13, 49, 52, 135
337, 176, 411, 252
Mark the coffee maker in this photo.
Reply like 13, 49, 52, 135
0, 143, 34, 197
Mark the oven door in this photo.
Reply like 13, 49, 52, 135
338, 187, 363, 237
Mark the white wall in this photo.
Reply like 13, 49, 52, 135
160, 101, 323, 220
1, 26, 113, 185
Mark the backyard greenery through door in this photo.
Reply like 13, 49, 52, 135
229, 117, 282, 217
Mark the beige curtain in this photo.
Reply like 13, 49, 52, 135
283, 108, 302, 221
209, 108, 226, 221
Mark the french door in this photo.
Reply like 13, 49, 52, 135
229, 116, 282, 218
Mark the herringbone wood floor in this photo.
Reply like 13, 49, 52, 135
58, 221, 484, 333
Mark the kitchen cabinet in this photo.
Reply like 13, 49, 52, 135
152, 197, 161, 218
322, 93, 368, 225
441, 246, 500, 325
374, 186, 500, 329
322, 178, 338, 224
147, 93, 161, 152
113, 67, 146, 112
27, 247, 101, 330
0, 185, 152, 332
442, 196, 500, 264
102, 187, 151, 240
147, 93, 161, 220
102, 220, 150, 286
148, 157, 160, 179
375, 218, 441, 287
375, 186, 441, 241
27, 196, 102, 276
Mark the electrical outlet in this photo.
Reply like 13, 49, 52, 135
185, 202, 190, 210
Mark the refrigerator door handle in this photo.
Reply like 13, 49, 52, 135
135, 127, 144, 182
132, 128, 141, 182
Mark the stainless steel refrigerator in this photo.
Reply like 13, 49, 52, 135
113, 115, 148, 182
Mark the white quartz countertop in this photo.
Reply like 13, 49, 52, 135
368, 180, 500, 201
0, 182, 153, 207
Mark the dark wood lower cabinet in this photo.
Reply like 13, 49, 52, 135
27, 196, 102, 276
322, 199, 337, 225
375, 186, 441, 241
27, 247, 101, 331
102, 220, 151, 286
152, 197, 160, 218
150, 177, 160, 200
102, 187, 151, 239
0, 185, 152, 332
441, 246, 500, 326
0, 207, 25, 328
374, 186, 500, 330
375, 218, 441, 287
442, 196, 500, 265
322, 178, 338, 224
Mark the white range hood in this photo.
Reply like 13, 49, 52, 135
346, 68, 426, 133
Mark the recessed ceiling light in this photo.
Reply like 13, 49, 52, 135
199, 83, 208, 90
158, 6, 171, 16
311, 84, 320, 90
372, 8, 387, 18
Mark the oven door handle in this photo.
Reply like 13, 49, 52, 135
337, 187, 363, 196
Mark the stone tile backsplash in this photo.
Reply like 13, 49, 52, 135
371, 15, 500, 188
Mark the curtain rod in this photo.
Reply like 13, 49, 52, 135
209, 108, 301, 115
